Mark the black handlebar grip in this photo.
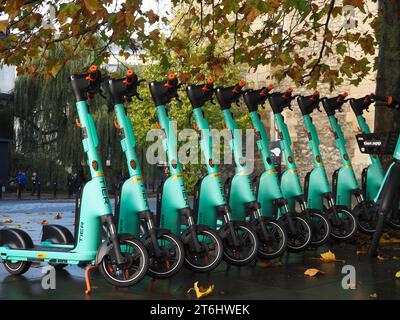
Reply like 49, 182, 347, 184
296, 90, 320, 116
215, 80, 246, 110
186, 78, 214, 109
243, 84, 274, 112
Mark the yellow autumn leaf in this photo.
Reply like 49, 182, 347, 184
370, 293, 378, 299
187, 281, 214, 299
320, 250, 336, 262
0, 20, 8, 33
84, 0, 99, 12
396, 271, 400, 278
304, 268, 325, 277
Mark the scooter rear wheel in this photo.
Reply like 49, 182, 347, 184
329, 205, 357, 240
183, 228, 223, 273
256, 218, 287, 260
146, 233, 185, 279
278, 215, 312, 253
4, 260, 31, 275
220, 224, 258, 266
98, 239, 148, 287
354, 201, 378, 234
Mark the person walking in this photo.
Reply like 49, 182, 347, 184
17, 171, 26, 200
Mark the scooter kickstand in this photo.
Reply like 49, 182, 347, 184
85, 265, 98, 295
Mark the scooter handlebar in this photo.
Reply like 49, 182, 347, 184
186, 78, 215, 109
348, 94, 373, 116
215, 80, 246, 110
108, 69, 144, 106
70, 65, 103, 102
149, 73, 182, 106
371, 94, 400, 110
296, 90, 321, 116
320, 92, 349, 116
243, 84, 274, 112
267, 87, 295, 114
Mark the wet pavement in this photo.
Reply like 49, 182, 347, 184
0, 199, 400, 300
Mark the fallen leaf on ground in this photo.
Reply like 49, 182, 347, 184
259, 261, 282, 268
54, 212, 62, 220
304, 268, 325, 277
370, 293, 378, 299
40, 220, 49, 225
320, 250, 336, 262
394, 256, 400, 260
395, 271, 400, 279
187, 281, 214, 299
356, 249, 367, 255
377, 254, 385, 261
2, 219, 13, 223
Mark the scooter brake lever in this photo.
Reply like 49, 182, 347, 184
235, 100, 240, 107
175, 96, 182, 103
317, 106, 322, 112
136, 94, 144, 101
210, 99, 216, 105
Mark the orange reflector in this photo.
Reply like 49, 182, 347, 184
130, 160, 137, 170
92, 161, 99, 171
171, 160, 177, 169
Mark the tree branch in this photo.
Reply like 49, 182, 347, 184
303, 0, 335, 79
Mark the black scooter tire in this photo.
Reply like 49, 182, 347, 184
183, 228, 223, 273
98, 239, 148, 287
278, 215, 312, 253
146, 232, 185, 279
220, 224, 258, 266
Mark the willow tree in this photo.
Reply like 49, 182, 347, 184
12, 46, 158, 191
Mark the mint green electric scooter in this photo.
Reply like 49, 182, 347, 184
349, 95, 400, 231
215, 81, 288, 257
295, 91, 357, 240
244, 87, 331, 248
149, 74, 224, 272
186, 78, 259, 264
108, 70, 185, 279
0, 66, 149, 287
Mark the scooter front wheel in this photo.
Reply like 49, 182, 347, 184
183, 228, 223, 273
220, 224, 258, 266
98, 239, 149, 287
328, 205, 357, 240
146, 232, 185, 279
353, 201, 378, 234
306, 210, 331, 247
256, 217, 287, 260
278, 214, 312, 253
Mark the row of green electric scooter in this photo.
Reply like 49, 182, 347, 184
0, 66, 398, 291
